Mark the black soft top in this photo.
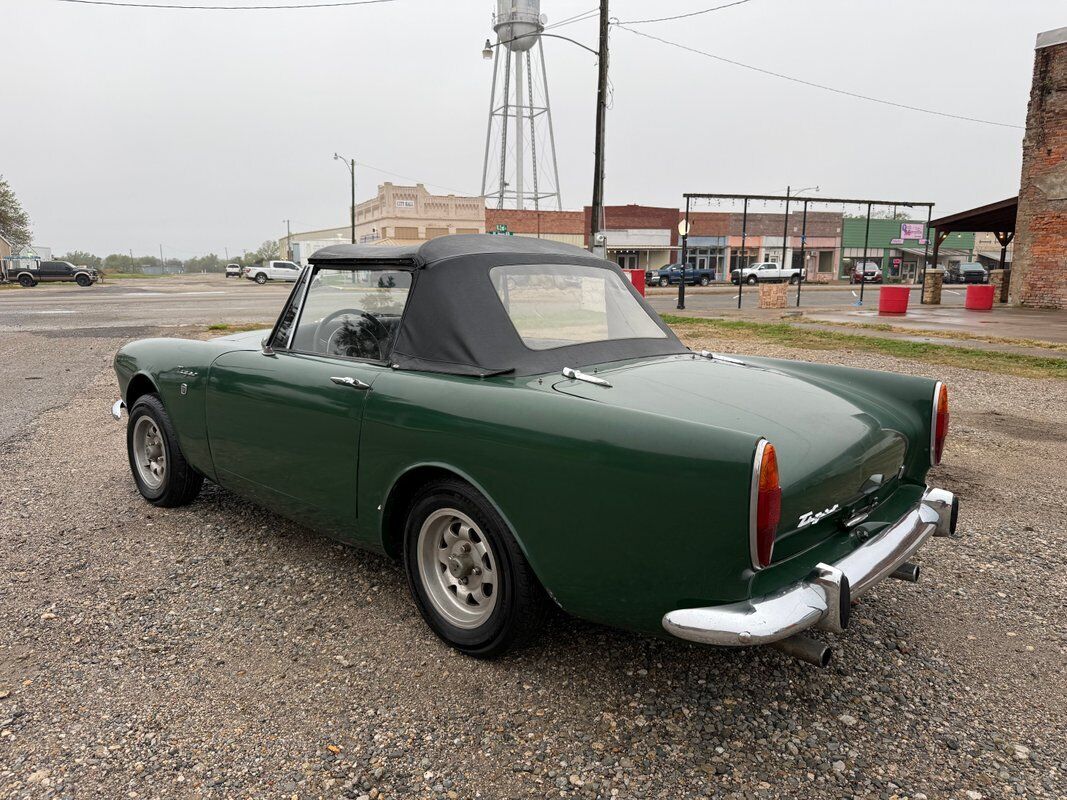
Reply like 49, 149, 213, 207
308, 234, 687, 377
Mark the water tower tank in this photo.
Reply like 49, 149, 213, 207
494, 0, 543, 53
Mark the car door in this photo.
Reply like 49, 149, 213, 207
204, 265, 413, 538
38, 261, 66, 282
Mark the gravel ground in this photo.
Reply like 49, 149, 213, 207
0, 335, 1064, 800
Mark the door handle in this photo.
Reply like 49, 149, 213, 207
330, 376, 372, 390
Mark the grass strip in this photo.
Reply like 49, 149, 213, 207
663, 315, 1067, 380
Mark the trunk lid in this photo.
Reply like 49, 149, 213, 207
553, 356, 907, 558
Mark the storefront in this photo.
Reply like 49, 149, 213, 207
683, 236, 726, 280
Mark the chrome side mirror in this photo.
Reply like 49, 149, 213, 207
261, 337, 276, 357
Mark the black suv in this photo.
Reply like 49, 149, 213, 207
11, 260, 99, 288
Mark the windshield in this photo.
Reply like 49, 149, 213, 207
490, 263, 666, 351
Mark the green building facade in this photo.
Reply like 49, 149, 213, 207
840, 218, 974, 283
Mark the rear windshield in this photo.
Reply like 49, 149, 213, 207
490, 263, 666, 351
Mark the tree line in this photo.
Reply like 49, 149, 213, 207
54, 240, 280, 274
3, 173, 281, 274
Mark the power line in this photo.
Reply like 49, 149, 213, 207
56, 0, 396, 9
615, 24, 1024, 130
354, 161, 477, 197
546, 7, 598, 30
616, 0, 752, 25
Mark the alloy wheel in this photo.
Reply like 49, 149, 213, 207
417, 508, 499, 629
132, 416, 167, 490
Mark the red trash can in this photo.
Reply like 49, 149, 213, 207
878, 285, 910, 314
624, 268, 646, 296
965, 284, 995, 310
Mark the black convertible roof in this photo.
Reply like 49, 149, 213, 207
309, 234, 590, 267
307, 234, 687, 377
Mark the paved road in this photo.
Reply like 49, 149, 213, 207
0, 276, 288, 446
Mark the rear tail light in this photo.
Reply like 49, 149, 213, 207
750, 439, 782, 570
931, 382, 949, 465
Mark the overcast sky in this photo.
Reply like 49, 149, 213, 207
4, 0, 1062, 257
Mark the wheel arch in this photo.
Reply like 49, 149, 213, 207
379, 462, 536, 578
125, 372, 160, 408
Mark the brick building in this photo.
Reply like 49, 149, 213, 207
1012, 26, 1067, 309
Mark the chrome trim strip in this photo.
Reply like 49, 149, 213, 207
662, 486, 955, 647
749, 438, 769, 571
286, 266, 313, 351
930, 381, 944, 466
561, 367, 612, 388
111, 399, 125, 421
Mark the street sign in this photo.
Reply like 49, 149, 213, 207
495, 223, 508, 233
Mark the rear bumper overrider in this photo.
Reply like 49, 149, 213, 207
662, 487, 958, 647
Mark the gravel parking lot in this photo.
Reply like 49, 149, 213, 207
0, 325, 1064, 799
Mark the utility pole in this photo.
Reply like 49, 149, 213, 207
159, 244, 164, 273
334, 154, 357, 244
589, 0, 609, 250
781, 186, 791, 269
284, 219, 292, 260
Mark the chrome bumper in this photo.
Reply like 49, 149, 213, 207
111, 399, 125, 420
662, 487, 958, 647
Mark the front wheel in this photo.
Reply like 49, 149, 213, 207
75, 274, 92, 287
746, 275, 758, 285
404, 479, 547, 658
126, 394, 203, 507
658, 277, 669, 287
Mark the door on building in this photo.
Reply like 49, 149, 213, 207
617, 254, 638, 269
903, 261, 917, 282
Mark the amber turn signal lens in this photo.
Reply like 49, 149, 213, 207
932, 383, 949, 466
753, 442, 781, 569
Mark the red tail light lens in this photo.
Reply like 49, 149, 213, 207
931, 382, 949, 465
750, 440, 782, 570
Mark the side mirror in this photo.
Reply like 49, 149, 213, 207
261, 337, 276, 357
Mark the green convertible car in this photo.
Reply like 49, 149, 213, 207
111, 236, 957, 666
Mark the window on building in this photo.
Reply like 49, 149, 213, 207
729, 248, 759, 271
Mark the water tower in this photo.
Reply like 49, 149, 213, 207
480, 0, 562, 211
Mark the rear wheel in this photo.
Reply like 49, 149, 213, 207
126, 394, 203, 507
699, 276, 710, 286
18, 274, 36, 287
254, 273, 268, 284
403, 479, 547, 658
788, 274, 799, 285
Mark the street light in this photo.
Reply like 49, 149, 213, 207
482, 38, 493, 59
333, 153, 356, 244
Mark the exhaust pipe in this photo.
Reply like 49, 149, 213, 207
771, 634, 832, 667
890, 562, 920, 582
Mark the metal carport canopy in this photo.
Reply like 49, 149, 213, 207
928, 197, 1017, 233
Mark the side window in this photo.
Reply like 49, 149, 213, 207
289, 267, 412, 361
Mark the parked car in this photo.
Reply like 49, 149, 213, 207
849, 263, 884, 284
11, 260, 99, 288
224, 263, 241, 278
945, 263, 988, 284
646, 263, 716, 287
111, 235, 957, 667
730, 262, 804, 285
245, 259, 301, 284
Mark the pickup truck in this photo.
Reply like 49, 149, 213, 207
244, 260, 302, 284
945, 263, 988, 284
730, 262, 803, 285
8, 260, 99, 288
646, 263, 716, 287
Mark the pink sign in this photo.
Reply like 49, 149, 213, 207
900, 223, 924, 240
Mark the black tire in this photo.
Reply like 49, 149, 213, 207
788, 275, 799, 285
403, 478, 548, 658
75, 274, 92, 287
746, 274, 758, 285
18, 274, 36, 287
254, 273, 268, 285
699, 276, 710, 286
658, 277, 669, 287
126, 394, 203, 507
